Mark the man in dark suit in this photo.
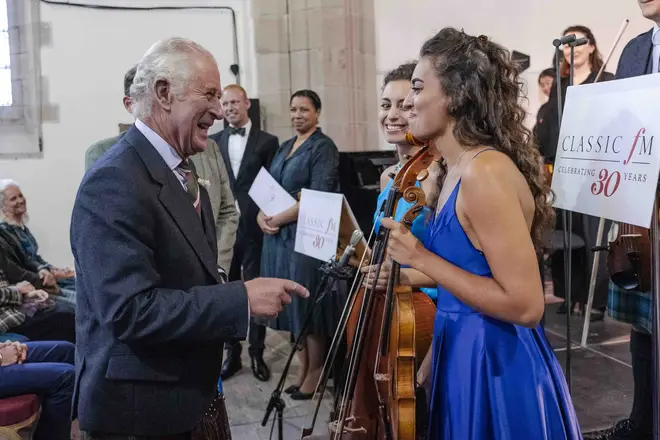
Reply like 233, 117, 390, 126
585, 3, 658, 439
210, 84, 279, 382
70, 37, 308, 440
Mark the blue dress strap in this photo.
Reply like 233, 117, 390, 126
471, 147, 496, 159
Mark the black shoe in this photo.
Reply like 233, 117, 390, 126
220, 346, 242, 380
284, 385, 299, 394
589, 308, 605, 322
584, 419, 651, 440
290, 390, 314, 400
250, 354, 271, 382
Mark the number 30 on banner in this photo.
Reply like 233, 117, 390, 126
591, 168, 621, 197
312, 235, 325, 249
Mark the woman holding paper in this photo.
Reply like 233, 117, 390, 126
257, 89, 340, 400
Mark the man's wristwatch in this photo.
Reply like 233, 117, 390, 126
0, 352, 4, 367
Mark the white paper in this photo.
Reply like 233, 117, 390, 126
248, 167, 297, 217
294, 189, 343, 262
551, 73, 660, 228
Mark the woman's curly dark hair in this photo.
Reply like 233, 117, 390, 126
421, 28, 554, 250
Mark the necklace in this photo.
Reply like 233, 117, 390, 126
436, 147, 471, 214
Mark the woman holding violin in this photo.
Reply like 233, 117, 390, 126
331, 61, 438, 438
369, 28, 582, 439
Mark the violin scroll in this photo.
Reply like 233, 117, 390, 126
405, 132, 429, 147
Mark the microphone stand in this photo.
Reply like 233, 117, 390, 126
552, 35, 587, 392
262, 258, 355, 440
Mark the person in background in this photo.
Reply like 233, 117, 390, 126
584, 2, 658, 438
258, 89, 340, 400
0, 251, 75, 343
0, 180, 76, 293
189, 126, 239, 275
85, 65, 137, 171
536, 25, 613, 163
538, 68, 555, 98
536, 24, 614, 320
0, 340, 75, 440
0, 185, 75, 306
533, 68, 555, 139
210, 84, 279, 382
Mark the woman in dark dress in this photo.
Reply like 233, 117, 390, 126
535, 25, 614, 319
258, 89, 340, 399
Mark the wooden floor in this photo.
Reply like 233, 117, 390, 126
223, 330, 333, 440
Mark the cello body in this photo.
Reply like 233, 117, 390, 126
607, 219, 654, 292
339, 287, 434, 439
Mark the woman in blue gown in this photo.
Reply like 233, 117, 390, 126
370, 28, 583, 439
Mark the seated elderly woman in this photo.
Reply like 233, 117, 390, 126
0, 252, 75, 343
0, 180, 75, 305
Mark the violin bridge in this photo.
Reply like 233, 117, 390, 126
374, 373, 390, 382
328, 418, 367, 435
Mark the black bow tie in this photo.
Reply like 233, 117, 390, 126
228, 126, 246, 136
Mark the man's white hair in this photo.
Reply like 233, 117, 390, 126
130, 37, 215, 119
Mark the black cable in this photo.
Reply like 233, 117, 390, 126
38, 0, 241, 84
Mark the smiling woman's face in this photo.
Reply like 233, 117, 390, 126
2, 185, 26, 219
379, 79, 412, 145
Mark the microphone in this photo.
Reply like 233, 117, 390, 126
573, 37, 588, 47
553, 34, 576, 47
336, 230, 364, 268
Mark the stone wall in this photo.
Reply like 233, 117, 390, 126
252, 0, 379, 151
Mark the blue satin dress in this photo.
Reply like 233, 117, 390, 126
373, 178, 438, 301
425, 180, 582, 440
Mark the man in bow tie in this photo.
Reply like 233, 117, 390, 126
210, 85, 280, 382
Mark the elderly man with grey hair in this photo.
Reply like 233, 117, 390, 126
70, 37, 309, 440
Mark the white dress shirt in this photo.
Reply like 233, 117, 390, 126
227, 118, 251, 178
652, 24, 660, 73
135, 118, 187, 190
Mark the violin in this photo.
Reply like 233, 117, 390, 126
605, 220, 653, 292
544, 163, 553, 186
300, 132, 436, 440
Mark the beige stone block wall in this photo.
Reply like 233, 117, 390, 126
252, 0, 379, 152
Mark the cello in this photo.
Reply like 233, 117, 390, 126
602, 196, 658, 292
300, 133, 436, 440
